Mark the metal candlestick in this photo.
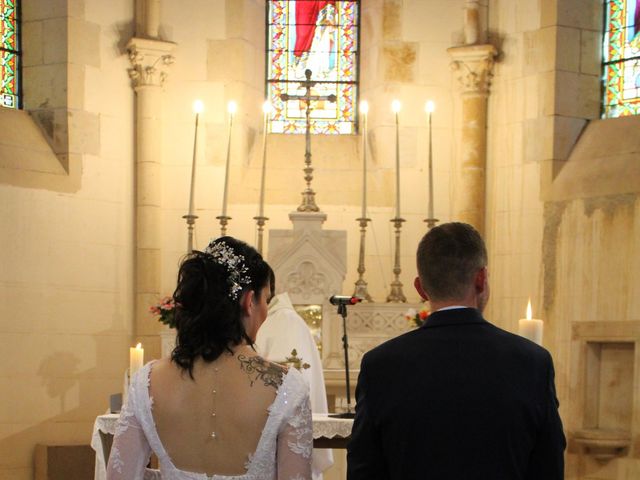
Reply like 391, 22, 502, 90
253, 215, 269, 255
353, 217, 373, 301
424, 217, 439, 229
386, 217, 407, 303
216, 215, 231, 237
182, 214, 198, 253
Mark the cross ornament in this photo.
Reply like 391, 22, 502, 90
280, 69, 337, 212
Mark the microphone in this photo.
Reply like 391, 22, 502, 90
329, 295, 363, 306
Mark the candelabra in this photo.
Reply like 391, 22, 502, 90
253, 215, 269, 255
424, 217, 439, 229
182, 214, 198, 253
216, 215, 231, 237
353, 216, 373, 301
386, 217, 407, 302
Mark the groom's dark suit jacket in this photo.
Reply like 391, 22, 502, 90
347, 307, 566, 480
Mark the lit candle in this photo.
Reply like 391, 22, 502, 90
425, 100, 435, 220
518, 299, 544, 345
187, 100, 204, 218
221, 100, 237, 218
129, 343, 144, 377
391, 100, 401, 219
258, 101, 271, 218
360, 100, 369, 219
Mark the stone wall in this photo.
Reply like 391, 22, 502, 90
0, 0, 135, 477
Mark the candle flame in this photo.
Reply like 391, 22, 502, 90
227, 101, 237, 115
193, 100, 204, 114
391, 99, 401, 113
136, 342, 142, 349
425, 100, 435, 113
526, 299, 532, 320
360, 100, 369, 115
262, 101, 272, 114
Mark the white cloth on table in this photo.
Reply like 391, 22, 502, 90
255, 292, 334, 480
105, 361, 313, 480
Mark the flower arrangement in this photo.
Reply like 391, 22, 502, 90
149, 296, 177, 328
405, 305, 430, 328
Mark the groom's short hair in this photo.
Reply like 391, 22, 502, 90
416, 222, 487, 302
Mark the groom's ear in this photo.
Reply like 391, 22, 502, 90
414, 277, 429, 301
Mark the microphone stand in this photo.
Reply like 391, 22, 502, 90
330, 302, 356, 419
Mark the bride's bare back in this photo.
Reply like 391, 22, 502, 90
150, 349, 286, 476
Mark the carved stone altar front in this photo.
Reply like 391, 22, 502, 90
267, 211, 423, 397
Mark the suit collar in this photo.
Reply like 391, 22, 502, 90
420, 307, 488, 329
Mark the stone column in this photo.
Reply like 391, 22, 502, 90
447, 43, 496, 235
127, 2, 175, 357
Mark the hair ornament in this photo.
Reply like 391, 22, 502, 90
203, 240, 251, 299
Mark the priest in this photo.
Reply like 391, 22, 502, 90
255, 292, 334, 480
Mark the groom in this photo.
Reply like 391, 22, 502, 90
347, 222, 566, 479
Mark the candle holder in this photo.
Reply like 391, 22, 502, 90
253, 215, 269, 255
216, 215, 231, 237
423, 217, 439, 229
386, 217, 407, 303
182, 213, 198, 253
353, 217, 373, 301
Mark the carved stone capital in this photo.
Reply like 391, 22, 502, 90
448, 44, 497, 96
126, 37, 176, 89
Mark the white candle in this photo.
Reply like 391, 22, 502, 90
221, 100, 237, 218
187, 100, 204, 217
425, 100, 435, 220
129, 343, 144, 377
360, 101, 369, 219
391, 100, 401, 219
258, 101, 271, 218
518, 299, 543, 345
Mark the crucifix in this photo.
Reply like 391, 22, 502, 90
280, 69, 337, 212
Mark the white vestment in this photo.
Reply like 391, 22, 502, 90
255, 292, 334, 480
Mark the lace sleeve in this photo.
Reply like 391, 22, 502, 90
106, 400, 152, 479
277, 393, 313, 480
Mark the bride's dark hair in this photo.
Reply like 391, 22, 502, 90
171, 236, 274, 376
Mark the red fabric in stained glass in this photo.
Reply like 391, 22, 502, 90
294, 0, 335, 57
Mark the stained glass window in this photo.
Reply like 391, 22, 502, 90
602, 0, 640, 117
266, 0, 360, 134
0, 0, 19, 109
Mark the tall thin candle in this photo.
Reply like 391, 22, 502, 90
221, 101, 237, 218
426, 100, 435, 220
258, 101, 271, 218
187, 100, 204, 218
360, 101, 369, 219
392, 100, 401, 219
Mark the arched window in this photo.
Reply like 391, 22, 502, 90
602, 0, 640, 117
266, 0, 360, 134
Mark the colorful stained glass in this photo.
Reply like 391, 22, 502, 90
266, 0, 359, 134
602, 0, 640, 117
0, 0, 19, 109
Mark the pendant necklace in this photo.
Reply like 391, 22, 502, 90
210, 365, 219, 440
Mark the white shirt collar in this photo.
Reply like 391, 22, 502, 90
435, 305, 472, 312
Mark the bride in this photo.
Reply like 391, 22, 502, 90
107, 237, 313, 480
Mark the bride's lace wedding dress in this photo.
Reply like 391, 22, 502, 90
106, 360, 312, 480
